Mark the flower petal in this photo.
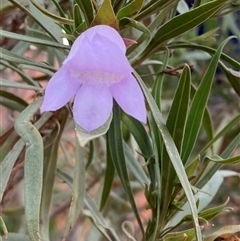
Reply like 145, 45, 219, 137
73, 84, 113, 132
110, 74, 146, 123
66, 25, 126, 64
41, 66, 80, 112
65, 33, 132, 77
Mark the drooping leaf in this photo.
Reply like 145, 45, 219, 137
14, 98, 44, 241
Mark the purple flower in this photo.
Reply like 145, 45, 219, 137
41, 25, 146, 132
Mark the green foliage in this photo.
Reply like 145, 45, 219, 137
1, 0, 239, 241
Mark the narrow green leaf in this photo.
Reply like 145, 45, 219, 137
167, 65, 191, 153
206, 155, 240, 165
122, 115, 155, 184
219, 62, 240, 97
117, 0, 144, 20
123, 142, 150, 186
190, 85, 214, 147
74, 0, 94, 26
91, 0, 119, 30
0, 78, 42, 91
0, 90, 28, 112
0, 60, 40, 87
150, 0, 228, 47
0, 217, 8, 237
8, 0, 62, 42
108, 103, 144, 236
100, 140, 115, 211
84, 192, 121, 241
1, 48, 56, 71
199, 114, 240, 155
0, 140, 25, 203
29, 0, 74, 24
159, 64, 191, 228
14, 98, 44, 241
120, 17, 150, 34
0, 112, 52, 204
3, 233, 30, 241
1, 30, 70, 49
168, 43, 240, 70
181, 37, 234, 164
73, 4, 83, 29
134, 71, 202, 241
135, 0, 178, 21
40, 108, 68, 241
64, 138, 85, 236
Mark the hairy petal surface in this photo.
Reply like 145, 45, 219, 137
73, 84, 113, 132
110, 74, 146, 123
41, 67, 80, 112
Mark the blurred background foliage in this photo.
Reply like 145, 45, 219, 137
0, 0, 240, 241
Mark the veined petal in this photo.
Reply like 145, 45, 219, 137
66, 25, 126, 64
73, 84, 113, 132
110, 74, 146, 123
41, 66, 80, 112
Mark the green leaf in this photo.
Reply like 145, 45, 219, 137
160, 228, 195, 241
1, 30, 70, 49
167, 65, 191, 154
73, 4, 83, 30
108, 103, 144, 236
14, 98, 44, 241
123, 142, 150, 186
135, 0, 178, 21
74, 0, 94, 26
0, 78, 42, 91
0, 217, 8, 237
134, 71, 202, 241
219, 62, 240, 97
181, 37, 234, 164
159, 64, 191, 228
122, 115, 155, 183
0, 90, 28, 112
205, 155, 240, 165
64, 138, 85, 236
100, 140, 115, 211
0, 140, 25, 203
169, 43, 240, 70
91, 0, 119, 30
84, 193, 121, 241
1, 48, 56, 71
150, 0, 228, 48
3, 233, 30, 241
40, 108, 68, 241
120, 17, 150, 33
0, 60, 40, 87
8, 0, 62, 42
117, 0, 144, 20
199, 197, 231, 221
29, 0, 74, 24
199, 114, 240, 155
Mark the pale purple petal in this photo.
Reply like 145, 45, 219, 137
110, 74, 146, 123
73, 84, 113, 132
65, 34, 132, 76
65, 25, 126, 64
41, 66, 81, 112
